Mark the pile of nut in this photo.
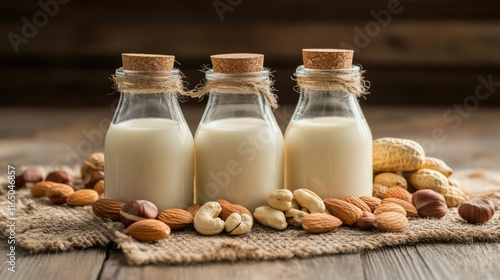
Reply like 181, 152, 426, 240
91, 198, 253, 241
254, 187, 436, 233
371, 137, 496, 225
372, 137, 469, 207
14, 153, 105, 207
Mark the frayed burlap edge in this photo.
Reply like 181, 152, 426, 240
0, 188, 123, 253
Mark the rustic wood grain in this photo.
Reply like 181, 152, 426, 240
100, 249, 364, 280
0, 247, 106, 280
2, 21, 500, 65
415, 242, 500, 280
4, 0, 500, 20
362, 246, 434, 280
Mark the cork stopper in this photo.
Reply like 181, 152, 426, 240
211, 53, 264, 74
122, 53, 175, 71
302, 49, 353, 70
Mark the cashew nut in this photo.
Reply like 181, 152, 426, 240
253, 206, 287, 230
293, 189, 325, 214
267, 189, 293, 211
193, 201, 225, 235
285, 208, 309, 227
225, 213, 253, 235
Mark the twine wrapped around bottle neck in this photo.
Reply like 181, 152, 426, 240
189, 69, 279, 109
111, 69, 186, 95
294, 66, 370, 97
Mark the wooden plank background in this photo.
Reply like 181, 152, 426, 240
1, 0, 500, 107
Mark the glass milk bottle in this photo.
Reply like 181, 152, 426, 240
194, 53, 283, 211
284, 49, 372, 199
105, 53, 194, 209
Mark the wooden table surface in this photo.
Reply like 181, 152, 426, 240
1, 106, 500, 280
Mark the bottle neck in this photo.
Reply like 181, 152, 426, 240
112, 92, 185, 124
292, 66, 366, 121
111, 68, 187, 125
199, 70, 278, 126
293, 89, 364, 120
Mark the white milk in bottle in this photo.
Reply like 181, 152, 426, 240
285, 116, 372, 199
105, 118, 193, 209
195, 117, 283, 211
193, 53, 283, 211
284, 49, 373, 199
105, 53, 194, 210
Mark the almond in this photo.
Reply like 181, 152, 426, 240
157, 208, 193, 230
45, 183, 74, 204
92, 198, 126, 221
67, 189, 99, 206
382, 198, 417, 217
373, 203, 406, 216
359, 196, 381, 212
384, 187, 412, 203
124, 219, 171, 241
217, 199, 252, 221
374, 212, 408, 232
344, 196, 371, 212
31, 181, 53, 197
186, 203, 202, 217
323, 198, 362, 226
93, 180, 105, 195
302, 213, 342, 233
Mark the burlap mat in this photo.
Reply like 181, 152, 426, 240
1, 168, 499, 265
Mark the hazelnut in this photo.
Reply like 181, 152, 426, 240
412, 189, 448, 219
45, 170, 71, 185
83, 170, 104, 189
120, 200, 158, 227
15, 169, 43, 188
458, 198, 495, 224
354, 211, 375, 230
81, 152, 104, 179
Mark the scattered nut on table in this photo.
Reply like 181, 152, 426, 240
372, 137, 426, 173
45, 170, 72, 185
285, 208, 309, 227
412, 189, 448, 219
67, 189, 99, 206
45, 183, 74, 204
253, 206, 287, 230
293, 189, 325, 214
92, 198, 126, 221
458, 198, 495, 224
225, 213, 253, 235
120, 200, 159, 227
193, 201, 225, 235
157, 208, 193, 230
124, 219, 171, 241
267, 189, 293, 211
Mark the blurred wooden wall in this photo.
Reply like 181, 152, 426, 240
1, 0, 500, 107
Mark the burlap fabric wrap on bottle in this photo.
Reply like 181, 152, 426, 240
1, 166, 499, 265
